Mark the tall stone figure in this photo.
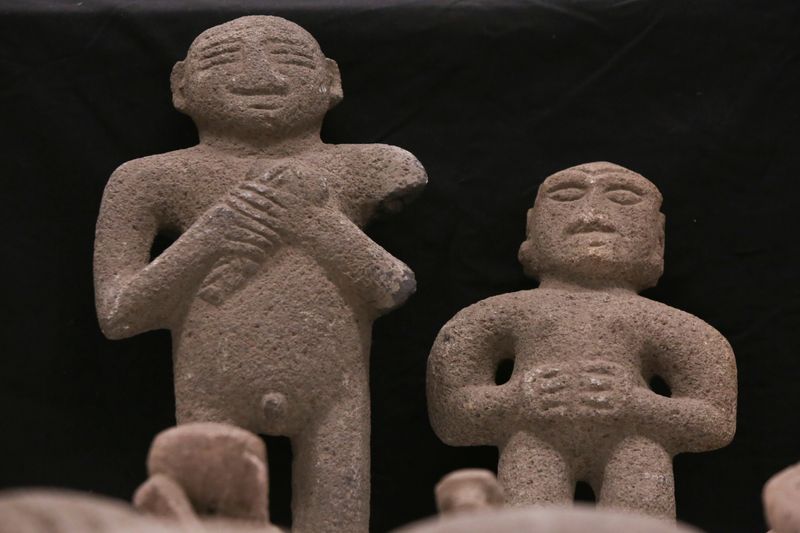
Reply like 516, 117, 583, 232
427, 162, 736, 518
94, 16, 426, 532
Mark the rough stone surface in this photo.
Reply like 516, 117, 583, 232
394, 504, 704, 533
0, 490, 280, 533
134, 423, 270, 527
764, 462, 800, 533
93, 15, 426, 533
435, 469, 504, 515
427, 162, 737, 518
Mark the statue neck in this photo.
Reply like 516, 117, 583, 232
537, 274, 640, 296
198, 126, 323, 157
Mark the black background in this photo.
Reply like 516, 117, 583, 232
2, 1, 799, 531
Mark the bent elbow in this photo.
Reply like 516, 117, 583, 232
97, 309, 136, 340
96, 290, 147, 340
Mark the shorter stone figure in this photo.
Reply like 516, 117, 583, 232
0, 489, 273, 533
435, 469, 504, 515
394, 505, 705, 533
427, 162, 738, 518
763, 462, 800, 533
134, 422, 277, 530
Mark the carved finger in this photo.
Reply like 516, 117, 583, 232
539, 378, 568, 393
222, 242, 268, 266
580, 394, 616, 410
231, 213, 282, 243
583, 376, 613, 391
228, 196, 284, 229
581, 361, 621, 376
227, 229, 274, 253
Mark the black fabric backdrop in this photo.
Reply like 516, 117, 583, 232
2, 1, 799, 531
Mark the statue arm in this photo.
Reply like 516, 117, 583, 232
298, 207, 416, 316
93, 164, 222, 338
94, 163, 280, 337
635, 310, 737, 453
427, 301, 517, 446
343, 144, 427, 225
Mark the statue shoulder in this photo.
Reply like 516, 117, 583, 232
321, 143, 426, 223
335, 143, 425, 178
108, 148, 197, 186
103, 148, 200, 203
446, 290, 536, 329
635, 296, 726, 342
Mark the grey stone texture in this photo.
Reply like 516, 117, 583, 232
763, 462, 800, 533
93, 15, 426, 533
394, 505, 704, 533
435, 469, 504, 516
427, 162, 737, 518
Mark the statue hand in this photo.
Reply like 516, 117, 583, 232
194, 201, 282, 305
574, 360, 633, 417
521, 364, 573, 419
226, 164, 330, 242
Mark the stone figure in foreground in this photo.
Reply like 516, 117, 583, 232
134, 423, 275, 529
0, 490, 278, 533
435, 469, 504, 516
395, 505, 704, 533
763, 462, 800, 533
427, 162, 737, 518
94, 15, 426, 533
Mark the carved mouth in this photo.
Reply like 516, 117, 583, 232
567, 220, 617, 235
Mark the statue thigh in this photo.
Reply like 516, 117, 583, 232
597, 435, 675, 518
498, 431, 574, 506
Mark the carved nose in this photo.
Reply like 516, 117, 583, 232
569, 211, 616, 234
229, 59, 288, 95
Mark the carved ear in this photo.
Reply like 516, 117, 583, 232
170, 60, 187, 112
325, 58, 343, 108
657, 212, 666, 257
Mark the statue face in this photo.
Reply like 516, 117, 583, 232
173, 16, 340, 139
519, 162, 664, 290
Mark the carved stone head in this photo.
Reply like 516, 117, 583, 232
170, 16, 343, 140
518, 162, 665, 292
434, 469, 504, 515
146, 423, 267, 518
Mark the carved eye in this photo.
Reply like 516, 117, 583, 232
606, 189, 642, 205
548, 187, 586, 202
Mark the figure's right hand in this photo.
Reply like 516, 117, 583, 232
519, 364, 573, 419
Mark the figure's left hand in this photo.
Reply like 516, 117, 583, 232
575, 360, 633, 417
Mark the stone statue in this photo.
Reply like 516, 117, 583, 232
394, 505, 705, 533
0, 490, 277, 533
435, 469, 504, 516
134, 423, 275, 530
427, 162, 737, 518
763, 462, 800, 533
93, 16, 426, 533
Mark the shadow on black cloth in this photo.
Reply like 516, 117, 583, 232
2, 1, 799, 532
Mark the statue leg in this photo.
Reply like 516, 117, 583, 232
598, 435, 675, 519
291, 392, 370, 533
498, 431, 573, 506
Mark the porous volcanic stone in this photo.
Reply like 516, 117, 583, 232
435, 469, 504, 515
763, 462, 800, 533
394, 504, 704, 533
93, 16, 426, 533
0, 490, 279, 533
427, 162, 737, 518
134, 423, 270, 527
